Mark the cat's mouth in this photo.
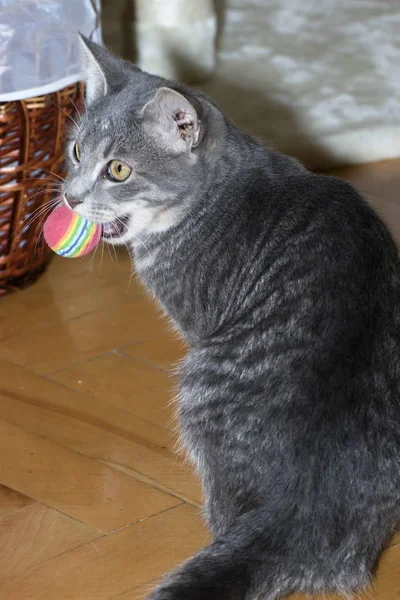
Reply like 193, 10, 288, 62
102, 216, 129, 240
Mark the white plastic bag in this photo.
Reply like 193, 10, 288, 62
0, 0, 101, 101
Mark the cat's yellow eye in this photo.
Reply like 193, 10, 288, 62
108, 160, 131, 182
74, 142, 81, 162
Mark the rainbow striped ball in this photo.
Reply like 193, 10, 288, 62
43, 205, 102, 258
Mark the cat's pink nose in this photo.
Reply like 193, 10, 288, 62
64, 193, 82, 209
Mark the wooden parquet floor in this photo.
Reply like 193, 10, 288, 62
1, 160, 400, 599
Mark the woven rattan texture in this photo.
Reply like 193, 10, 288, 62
0, 84, 82, 295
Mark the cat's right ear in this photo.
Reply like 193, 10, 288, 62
78, 34, 139, 105
78, 35, 109, 104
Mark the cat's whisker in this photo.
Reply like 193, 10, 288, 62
105, 240, 115, 268
111, 240, 120, 269
68, 94, 83, 122
128, 231, 151, 257
20, 176, 61, 185
126, 246, 137, 293
34, 168, 65, 183
108, 242, 118, 268
49, 100, 80, 129
85, 251, 95, 276
86, 242, 97, 274
86, 230, 102, 275
24, 187, 61, 209
26, 182, 58, 200
100, 237, 105, 270
109, 215, 152, 258
33, 196, 63, 254
79, 86, 87, 112
12, 195, 61, 244
117, 238, 134, 291
13, 183, 64, 235
154, 232, 166, 248
21, 193, 61, 225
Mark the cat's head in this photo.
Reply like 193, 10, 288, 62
63, 36, 224, 245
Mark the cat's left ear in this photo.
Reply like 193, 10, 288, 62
141, 88, 203, 153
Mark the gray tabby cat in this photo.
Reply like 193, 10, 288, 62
64, 36, 400, 600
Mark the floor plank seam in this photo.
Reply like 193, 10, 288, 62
104, 501, 186, 537
45, 343, 176, 379
0, 503, 188, 595
43, 347, 133, 377
0, 414, 181, 509
39, 334, 166, 377
112, 348, 169, 374
35, 373, 175, 438
99, 459, 201, 508
0, 382, 175, 454
0, 530, 106, 594
40, 501, 99, 531
0, 307, 102, 347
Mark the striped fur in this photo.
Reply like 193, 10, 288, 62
63, 38, 400, 600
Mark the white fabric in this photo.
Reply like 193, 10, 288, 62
0, 0, 101, 101
199, 0, 400, 167
134, 0, 217, 82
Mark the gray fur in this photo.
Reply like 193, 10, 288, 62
64, 36, 400, 600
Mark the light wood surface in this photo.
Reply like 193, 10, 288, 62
0, 159, 399, 598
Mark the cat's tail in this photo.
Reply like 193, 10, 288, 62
149, 506, 374, 600
149, 507, 299, 600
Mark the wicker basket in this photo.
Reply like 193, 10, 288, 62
0, 83, 83, 296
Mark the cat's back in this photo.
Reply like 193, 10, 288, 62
184, 170, 400, 411
236, 170, 396, 255
218, 170, 400, 323
270, 172, 400, 307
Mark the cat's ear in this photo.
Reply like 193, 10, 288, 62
141, 88, 203, 152
78, 34, 139, 105
78, 35, 109, 104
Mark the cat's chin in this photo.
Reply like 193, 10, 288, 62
101, 215, 130, 245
